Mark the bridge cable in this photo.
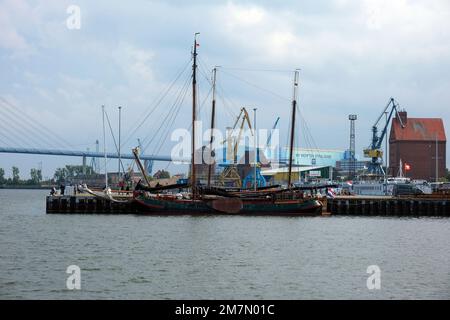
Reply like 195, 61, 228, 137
0, 97, 73, 149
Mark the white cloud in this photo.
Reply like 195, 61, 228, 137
113, 43, 156, 84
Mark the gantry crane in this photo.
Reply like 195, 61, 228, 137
364, 98, 405, 175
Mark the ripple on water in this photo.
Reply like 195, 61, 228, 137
0, 189, 449, 299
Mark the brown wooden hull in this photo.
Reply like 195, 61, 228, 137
134, 194, 323, 216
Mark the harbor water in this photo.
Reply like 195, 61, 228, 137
0, 189, 449, 299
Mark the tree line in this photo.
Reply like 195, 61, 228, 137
0, 165, 97, 185
0, 165, 175, 186
0, 167, 42, 185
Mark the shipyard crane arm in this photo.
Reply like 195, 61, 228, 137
266, 117, 280, 147
222, 107, 253, 163
218, 107, 253, 188
364, 97, 406, 175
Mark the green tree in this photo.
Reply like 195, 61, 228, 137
30, 168, 42, 185
54, 167, 68, 183
12, 166, 20, 184
64, 165, 94, 177
0, 167, 5, 184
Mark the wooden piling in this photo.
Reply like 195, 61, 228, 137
327, 195, 450, 217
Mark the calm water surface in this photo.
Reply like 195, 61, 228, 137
0, 189, 449, 299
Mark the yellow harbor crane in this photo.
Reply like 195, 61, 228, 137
218, 107, 254, 187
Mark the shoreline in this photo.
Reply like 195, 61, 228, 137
0, 185, 53, 190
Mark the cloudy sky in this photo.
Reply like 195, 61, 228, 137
1, 0, 449, 179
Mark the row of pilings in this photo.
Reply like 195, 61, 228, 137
327, 196, 450, 217
46, 195, 138, 214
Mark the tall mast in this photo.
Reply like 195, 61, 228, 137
253, 108, 258, 191
288, 70, 299, 188
118, 106, 122, 180
207, 66, 217, 188
191, 33, 199, 199
102, 105, 108, 188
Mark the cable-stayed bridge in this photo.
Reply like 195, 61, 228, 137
0, 147, 175, 162
0, 96, 188, 175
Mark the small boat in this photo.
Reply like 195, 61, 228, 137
132, 34, 323, 216
351, 160, 432, 196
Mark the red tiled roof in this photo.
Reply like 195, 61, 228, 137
390, 118, 446, 142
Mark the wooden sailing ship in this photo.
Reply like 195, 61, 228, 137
132, 34, 323, 215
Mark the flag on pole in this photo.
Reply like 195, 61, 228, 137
327, 188, 336, 199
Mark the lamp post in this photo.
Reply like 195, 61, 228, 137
435, 133, 438, 182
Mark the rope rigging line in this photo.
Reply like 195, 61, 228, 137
298, 106, 319, 150
151, 75, 191, 154
139, 67, 192, 150
219, 66, 294, 73
195, 60, 217, 117
198, 58, 239, 122
195, 62, 215, 126
104, 109, 126, 173
98, 60, 193, 172
215, 87, 240, 121
197, 57, 213, 86
197, 85, 213, 118
141, 72, 192, 151
120, 57, 192, 149
219, 69, 291, 103
141, 70, 192, 152
184, 80, 213, 132
196, 62, 319, 165
153, 82, 191, 156
149, 58, 213, 159
197, 58, 242, 129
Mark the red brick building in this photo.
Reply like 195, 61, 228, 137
389, 111, 446, 180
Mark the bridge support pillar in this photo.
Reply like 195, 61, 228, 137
82, 156, 87, 175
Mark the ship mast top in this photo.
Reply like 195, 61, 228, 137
288, 69, 300, 188
191, 33, 199, 199
207, 66, 218, 188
